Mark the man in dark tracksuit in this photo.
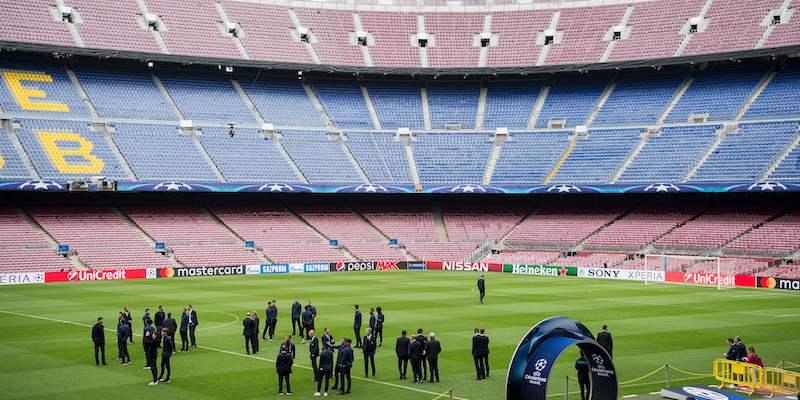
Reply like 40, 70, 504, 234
280, 336, 297, 360
117, 317, 131, 364
363, 328, 377, 377
251, 310, 260, 354
301, 306, 314, 344
291, 299, 302, 337
409, 336, 423, 383
575, 352, 590, 400
306, 301, 317, 333
338, 339, 354, 394
243, 313, 255, 354
317, 345, 334, 396
164, 313, 178, 352
478, 329, 490, 378
426, 333, 442, 382
122, 306, 134, 343
266, 301, 278, 341
477, 275, 486, 304
596, 325, 613, 358
322, 328, 335, 350
92, 317, 106, 366
396, 330, 410, 379
144, 327, 159, 385
179, 308, 189, 352
154, 305, 166, 332
416, 329, 428, 380
368, 308, 376, 337
143, 320, 155, 368
187, 305, 198, 348
276, 349, 293, 395
309, 330, 320, 381
159, 328, 174, 383
353, 305, 362, 348
375, 307, 385, 347
472, 329, 484, 379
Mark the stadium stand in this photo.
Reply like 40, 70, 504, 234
426, 81, 481, 129
112, 123, 217, 181
487, 10, 551, 67
72, 64, 175, 120
0, 61, 89, 117
15, 119, 127, 180
482, 80, 543, 129
483, 250, 561, 265
745, 59, 800, 120
442, 202, 526, 242
212, 204, 346, 263
0, 126, 31, 179
551, 128, 642, 184
490, 131, 572, 185
535, 73, 611, 128
199, 126, 298, 183
542, 4, 627, 65
238, 75, 324, 127
123, 205, 261, 267
425, 12, 484, 68
618, 125, 720, 183
358, 204, 439, 244
311, 80, 373, 128
0, 0, 76, 47
592, 69, 685, 126
413, 132, 491, 185
279, 130, 362, 183
28, 206, 171, 269
359, 12, 421, 68
345, 131, 412, 184
691, 121, 800, 182
682, 0, 780, 56
666, 62, 767, 122
0, 207, 73, 273
64, 0, 162, 53
724, 210, 800, 256
293, 8, 363, 66
156, 71, 255, 123
143, 0, 242, 59
771, 144, 800, 181
365, 81, 425, 129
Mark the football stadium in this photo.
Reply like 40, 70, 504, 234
0, 0, 799, 399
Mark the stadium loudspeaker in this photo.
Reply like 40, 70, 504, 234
506, 316, 617, 400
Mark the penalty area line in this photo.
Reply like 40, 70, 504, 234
0, 310, 469, 400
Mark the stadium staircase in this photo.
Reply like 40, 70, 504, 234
303, 82, 334, 128
599, 5, 635, 63
101, 125, 138, 181
735, 66, 778, 121
657, 75, 696, 124
475, 82, 488, 129
339, 134, 371, 184
193, 135, 227, 182
133, 0, 171, 54
431, 202, 449, 243
585, 75, 618, 126
18, 208, 87, 270
2, 120, 39, 179
352, 14, 374, 67
674, 0, 714, 57
114, 208, 185, 268
360, 84, 382, 129
571, 202, 640, 252
204, 208, 271, 263
150, 72, 184, 119
761, 126, 800, 180
349, 207, 415, 261
214, 2, 251, 59
755, 0, 793, 48
683, 124, 737, 182
482, 132, 507, 185
543, 136, 578, 184
287, 207, 358, 261
420, 86, 432, 130
610, 129, 651, 183
527, 83, 551, 129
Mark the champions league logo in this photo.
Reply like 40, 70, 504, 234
546, 184, 581, 193
152, 181, 194, 192
256, 183, 295, 192
747, 181, 787, 192
507, 317, 617, 400
644, 183, 681, 193
450, 184, 487, 193
17, 180, 64, 191
353, 184, 388, 193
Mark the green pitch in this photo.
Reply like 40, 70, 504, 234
1, 271, 798, 400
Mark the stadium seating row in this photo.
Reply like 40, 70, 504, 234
1, 58, 800, 185
2, 0, 797, 68
1, 197, 797, 273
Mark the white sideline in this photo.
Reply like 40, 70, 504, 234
0, 310, 469, 400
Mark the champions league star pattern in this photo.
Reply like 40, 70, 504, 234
2, 180, 799, 194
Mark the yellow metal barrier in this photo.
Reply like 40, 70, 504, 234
764, 367, 800, 395
713, 359, 764, 395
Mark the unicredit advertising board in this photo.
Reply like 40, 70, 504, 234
426, 261, 503, 272
46, 268, 154, 283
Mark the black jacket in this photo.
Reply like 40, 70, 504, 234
91, 323, 104, 343
354, 310, 362, 328
189, 310, 199, 326
363, 335, 377, 356
322, 334, 334, 349
409, 340, 423, 360
477, 278, 485, 292
474, 335, 489, 357
339, 346, 354, 367
597, 331, 613, 354
280, 342, 296, 359
243, 318, 254, 336
267, 305, 278, 322
369, 313, 376, 330
396, 336, 410, 358
162, 335, 174, 358
302, 309, 314, 326
291, 302, 302, 319
276, 352, 293, 374
309, 336, 320, 358
154, 311, 165, 327
319, 348, 334, 372
425, 339, 441, 359
180, 313, 189, 332
734, 342, 746, 360
375, 313, 385, 330
164, 317, 177, 334
416, 334, 427, 355
117, 323, 131, 342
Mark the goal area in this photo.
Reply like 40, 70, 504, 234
643, 254, 737, 289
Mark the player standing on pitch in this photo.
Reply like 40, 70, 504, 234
477, 275, 486, 304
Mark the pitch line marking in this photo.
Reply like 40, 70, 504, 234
0, 310, 470, 400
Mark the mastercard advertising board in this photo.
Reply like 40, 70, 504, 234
757, 276, 800, 291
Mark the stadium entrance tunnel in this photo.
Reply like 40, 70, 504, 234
506, 316, 617, 400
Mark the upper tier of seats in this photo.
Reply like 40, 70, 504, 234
3, 0, 798, 68
0, 57, 799, 185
